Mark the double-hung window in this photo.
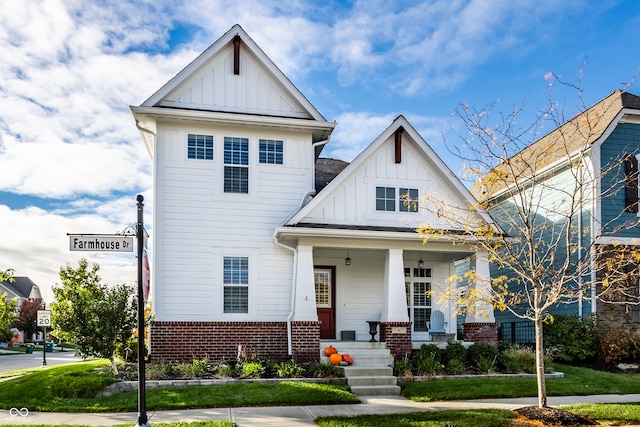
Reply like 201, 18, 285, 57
187, 134, 213, 160
259, 139, 283, 164
224, 137, 249, 193
223, 256, 248, 313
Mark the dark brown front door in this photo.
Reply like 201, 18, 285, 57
315, 266, 336, 339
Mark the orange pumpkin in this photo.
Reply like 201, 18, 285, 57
323, 346, 337, 357
329, 353, 343, 365
342, 354, 353, 365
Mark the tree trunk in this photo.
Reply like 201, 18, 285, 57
535, 317, 547, 407
110, 358, 119, 375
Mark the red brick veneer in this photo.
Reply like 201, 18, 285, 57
380, 322, 412, 360
463, 322, 498, 347
149, 321, 320, 363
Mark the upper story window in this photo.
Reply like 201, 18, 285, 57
376, 187, 396, 211
399, 188, 419, 212
187, 134, 213, 160
376, 186, 419, 212
259, 139, 283, 164
224, 137, 249, 193
223, 256, 248, 313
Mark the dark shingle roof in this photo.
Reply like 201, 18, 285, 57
0, 277, 38, 298
315, 158, 349, 192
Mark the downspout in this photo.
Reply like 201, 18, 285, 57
274, 237, 298, 357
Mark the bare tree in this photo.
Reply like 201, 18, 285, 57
419, 76, 640, 407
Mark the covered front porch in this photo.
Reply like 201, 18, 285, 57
278, 232, 497, 360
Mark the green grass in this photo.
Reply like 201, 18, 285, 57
317, 409, 516, 427
0, 359, 359, 412
563, 403, 640, 424
402, 363, 640, 401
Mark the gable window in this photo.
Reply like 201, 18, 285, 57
376, 187, 396, 211
224, 137, 249, 193
223, 256, 248, 313
259, 139, 283, 164
376, 186, 419, 212
187, 134, 213, 160
399, 188, 419, 212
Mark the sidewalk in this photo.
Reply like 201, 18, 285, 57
2, 394, 640, 426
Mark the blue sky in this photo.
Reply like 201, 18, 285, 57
1, 0, 639, 302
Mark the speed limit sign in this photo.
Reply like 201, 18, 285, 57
37, 310, 51, 328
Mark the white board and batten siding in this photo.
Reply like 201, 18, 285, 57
300, 129, 473, 231
152, 123, 314, 321
158, 44, 309, 119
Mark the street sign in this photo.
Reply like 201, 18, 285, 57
68, 234, 134, 252
37, 310, 51, 328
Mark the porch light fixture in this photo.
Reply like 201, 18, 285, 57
345, 250, 351, 266
418, 252, 424, 268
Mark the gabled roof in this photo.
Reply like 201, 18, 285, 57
474, 90, 640, 200
0, 277, 40, 300
283, 115, 500, 235
141, 24, 327, 122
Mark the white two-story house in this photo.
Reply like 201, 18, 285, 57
131, 24, 499, 362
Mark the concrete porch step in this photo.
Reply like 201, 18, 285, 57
349, 384, 401, 396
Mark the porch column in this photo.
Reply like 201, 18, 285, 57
381, 249, 410, 322
464, 251, 497, 346
465, 251, 495, 322
293, 244, 318, 321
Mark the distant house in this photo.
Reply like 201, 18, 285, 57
131, 24, 500, 362
473, 90, 640, 342
1, 277, 43, 343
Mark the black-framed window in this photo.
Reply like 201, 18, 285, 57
399, 188, 419, 212
376, 186, 395, 211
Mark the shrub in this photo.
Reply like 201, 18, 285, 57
146, 361, 174, 380
239, 360, 265, 378
275, 360, 304, 378
413, 344, 443, 376
595, 316, 640, 363
50, 370, 117, 398
446, 358, 466, 375
467, 342, 497, 373
115, 338, 139, 363
176, 358, 209, 378
502, 345, 536, 373
443, 341, 467, 364
306, 362, 343, 378
216, 363, 233, 377
393, 358, 413, 377
543, 314, 597, 363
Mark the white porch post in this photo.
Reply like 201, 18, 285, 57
465, 251, 495, 323
381, 249, 410, 322
293, 244, 318, 321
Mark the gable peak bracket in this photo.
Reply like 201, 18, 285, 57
233, 34, 242, 75
394, 126, 404, 164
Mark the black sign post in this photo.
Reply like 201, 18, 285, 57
136, 195, 149, 427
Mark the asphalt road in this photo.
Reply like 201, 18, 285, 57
0, 349, 84, 374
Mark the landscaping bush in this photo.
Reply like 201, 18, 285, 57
544, 314, 597, 363
176, 358, 209, 378
595, 316, 640, 363
443, 341, 467, 364
146, 361, 174, 380
275, 360, 304, 378
502, 345, 536, 373
393, 358, 413, 377
114, 337, 139, 363
215, 362, 233, 377
413, 344, 444, 376
446, 358, 466, 375
239, 360, 265, 378
467, 342, 497, 373
306, 362, 343, 378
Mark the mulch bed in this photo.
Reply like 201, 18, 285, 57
514, 406, 598, 426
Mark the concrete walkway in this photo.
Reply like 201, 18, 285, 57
1, 394, 639, 426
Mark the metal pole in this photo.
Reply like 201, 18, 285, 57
42, 325, 47, 366
136, 195, 149, 427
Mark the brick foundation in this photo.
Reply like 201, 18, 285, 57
380, 322, 412, 360
464, 322, 498, 347
290, 321, 320, 362
150, 321, 299, 362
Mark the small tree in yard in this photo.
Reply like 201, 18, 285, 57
51, 259, 136, 373
419, 76, 640, 408
0, 293, 17, 342
11, 298, 43, 342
